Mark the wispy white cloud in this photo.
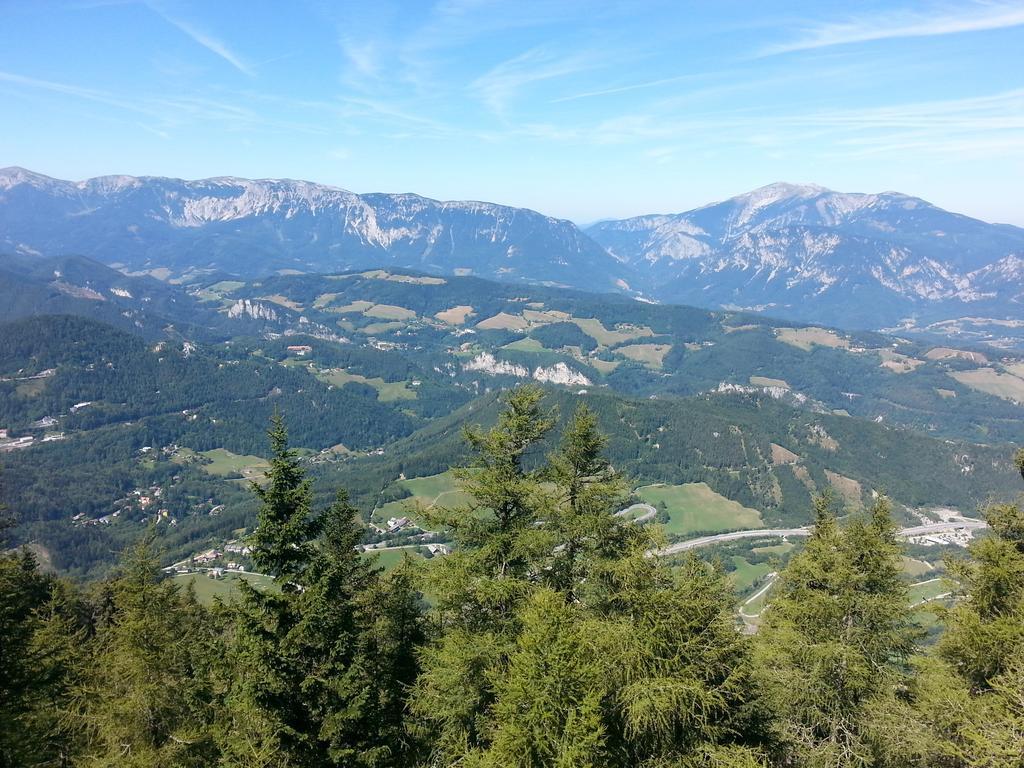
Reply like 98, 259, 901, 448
551, 73, 702, 103
0, 70, 158, 115
470, 47, 599, 117
340, 37, 380, 79
137, 122, 170, 139
0, 69, 331, 136
148, 5, 254, 76
518, 87, 1024, 161
762, 2, 1024, 56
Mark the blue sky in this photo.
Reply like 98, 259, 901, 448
2, 0, 1023, 224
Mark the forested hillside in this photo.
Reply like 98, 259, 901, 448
1, 314, 1018, 578
3, 391, 1022, 767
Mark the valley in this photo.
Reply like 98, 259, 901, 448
1, 262, 1020, 582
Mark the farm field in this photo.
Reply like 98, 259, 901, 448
728, 556, 773, 593
615, 343, 672, 369
776, 327, 850, 351
435, 305, 475, 324
261, 294, 303, 311
949, 367, 1024, 402
503, 337, 546, 352
172, 447, 269, 482
362, 547, 425, 572
571, 317, 653, 346
752, 542, 794, 558
902, 557, 934, 578
476, 312, 529, 330
636, 482, 763, 536
171, 571, 277, 605
315, 368, 417, 401
364, 303, 417, 320
373, 471, 475, 524
908, 578, 954, 606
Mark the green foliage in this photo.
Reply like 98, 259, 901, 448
218, 418, 422, 768
530, 321, 598, 353
64, 536, 219, 767
413, 387, 771, 766
0, 549, 81, 768
755, 495, 917, 767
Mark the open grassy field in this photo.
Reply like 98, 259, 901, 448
261, 294, 304, 311
615, 343, 672, 369
364, 303, 417, 320
824, 470, 863, 508
198, 448, 270, 482
373, 471, 475, 524
949, 368, 1024, 402
909, 578, 954, 606
572, 318, 653, 346
925, 347, 988, 364
362, 547, 425, 572
902, 557, 935, 578
770, 443, 800, 465
334, 300, 375, 314
776, 327, 850, 351
752, 542, 794, 558
877, 349, 925, 374
722, 324, 759, 334
171, 571, 277, 605
359, 270, 446, 285
316, 368, 417, 401
434, 305, 475, 325
585, 356, 620, 374
522, 308, 571, 324
636, 482, 763, 536
312, 292, 340, 308
739, 573, 778, 618
15, 378, 48, 397
503, 337, 546, 352
729, 556, 773, 593
208, 280, 245, 294
476, 312, 529, 330
750, 375, 790, 389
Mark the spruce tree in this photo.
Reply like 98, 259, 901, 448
66, 536, 218, 767
219, 416, 421, 768
755, 495, 916, 767
894, 453, 1024, 767
0, 469, 83, 768
413, 387, 770, 766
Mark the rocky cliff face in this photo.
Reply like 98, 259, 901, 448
0, 167, 625, 293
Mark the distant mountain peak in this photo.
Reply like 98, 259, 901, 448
0, 167, 626, 294
734, 181, 830, 201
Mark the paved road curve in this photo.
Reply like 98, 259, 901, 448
655, 519, 987, 557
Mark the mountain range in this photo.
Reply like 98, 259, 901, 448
2, 167, 1021, 343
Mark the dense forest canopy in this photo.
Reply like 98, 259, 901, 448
2, 390, 1023, 766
